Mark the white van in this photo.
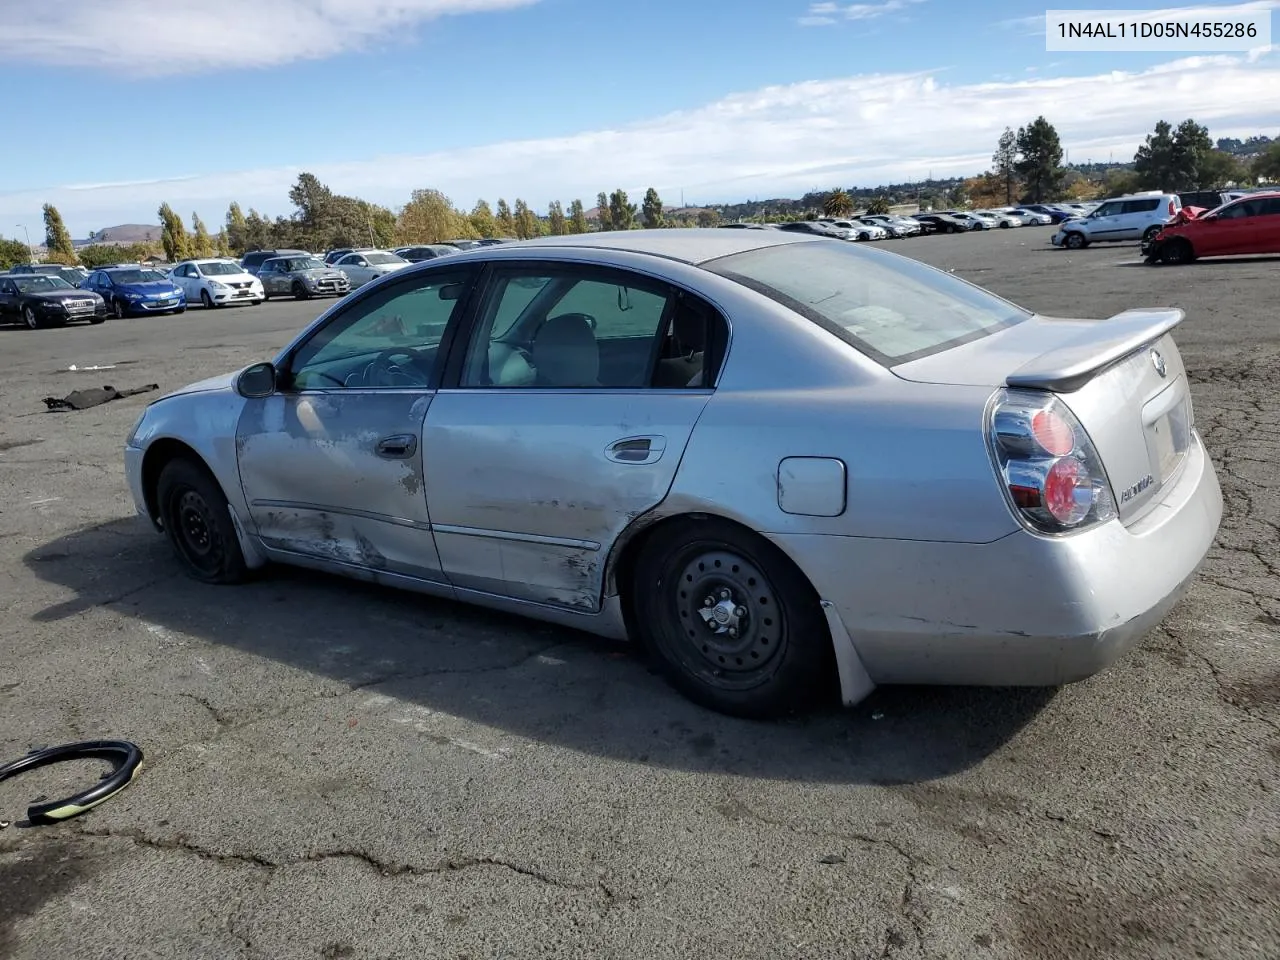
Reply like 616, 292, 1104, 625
1051, 192, 1182, 249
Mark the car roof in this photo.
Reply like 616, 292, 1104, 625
490, 228, 817, 265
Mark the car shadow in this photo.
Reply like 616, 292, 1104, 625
23, 519, 1057, 785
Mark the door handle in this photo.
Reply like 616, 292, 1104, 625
605, 435, 666, 464
375, 434, 418, 459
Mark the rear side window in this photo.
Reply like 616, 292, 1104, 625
1123, 199, 1160, 213
706, 241, 1028, 365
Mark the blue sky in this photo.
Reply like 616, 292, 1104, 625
0, 0, 1276, 237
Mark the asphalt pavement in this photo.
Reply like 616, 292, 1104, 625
1, 230, 1277, 960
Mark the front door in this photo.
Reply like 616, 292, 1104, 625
235, 264, 479, 582
423, 262, 719, 611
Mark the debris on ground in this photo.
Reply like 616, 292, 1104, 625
42, 384, 159, 412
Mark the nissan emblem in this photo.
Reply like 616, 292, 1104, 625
1151, 349, 1167, 378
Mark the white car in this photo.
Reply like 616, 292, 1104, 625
861, 214, 924, 236
1011, 208, 1054, 226
830, 220, 888, 241
975, 209, 1026, 229
169, 259, 264, 308
334, 250, 412, 288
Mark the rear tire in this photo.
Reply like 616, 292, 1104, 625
156, 458, 248, 585
631, 519, 835, 718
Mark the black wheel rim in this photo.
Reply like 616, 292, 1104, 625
170, 488, 223, 574
659, 547, 787, 692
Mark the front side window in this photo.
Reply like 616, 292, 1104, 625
706, 241, 1027, 365
1092, 202, 1121, 217
459, 266, 684, 389
286, 269, 474, 390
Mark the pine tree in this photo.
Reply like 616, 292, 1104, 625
596, 192, 613, 231
547, 201, 567, 235
568, 199, 588, 234
191, 213, 214, 258
225, 202, 249, 255
470, 200, 497, 238
495, 199, 515, 236
158, 203, 191, 261
512, 199, 540, 239
642, 188, 664, 228
42, 204, 77, 263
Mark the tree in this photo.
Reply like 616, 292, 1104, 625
1015, 117, 1065, 203
0, 236, 32, 270
158, 202, 191, 261
823, 189, 853, 217
865, 196, 891, 216
469, 200, 497, 238
596, 192, 613, 231
214, 230, 231, 257
42, 204, 77, 263
992, 127, 1018, 205
77, 242, 160, 268
1252, 141, 1280, 183
1134, 118, 1217, 191
191, 212, 214, 258
547, 201, 567, 236
397, 189, 475, 244
642, 187, 664, 228
495, 199, 515, 236
512, 199, 540, 239
243, 208, 273, 252
567, 199, 588, 234
696, 209, 721, 228
1195, 150, 1244, 188
225, 202, 249, 255
608, 189, 636, 231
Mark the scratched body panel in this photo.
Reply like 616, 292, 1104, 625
235, 390, 446, 582
422, 390, 711, 609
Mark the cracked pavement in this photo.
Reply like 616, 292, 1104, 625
1, 231, 1277, 959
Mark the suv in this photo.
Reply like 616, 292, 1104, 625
241, 249, 310, 275
258, 254, 351, 300
1051, 193, 1181, 249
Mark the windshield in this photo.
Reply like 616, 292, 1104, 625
365, 252, 407, 265
109, 269, 167, 284
198, 261, 243, 276
706, 241, 1028, 365
284, 257, 327, 271
15, 276, 74, 293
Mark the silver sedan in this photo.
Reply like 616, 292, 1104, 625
123, 230, 1221, 718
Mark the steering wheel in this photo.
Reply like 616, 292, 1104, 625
362, 348, 429, 387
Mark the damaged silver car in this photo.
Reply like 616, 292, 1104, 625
123, 230, 1221, 718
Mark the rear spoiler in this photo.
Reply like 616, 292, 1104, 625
1006, 308, 1185, 393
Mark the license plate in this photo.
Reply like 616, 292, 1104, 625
155, 298, 175, 306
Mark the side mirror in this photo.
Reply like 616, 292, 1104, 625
235, 361, 277, 399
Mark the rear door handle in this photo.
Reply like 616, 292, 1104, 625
605, 435, 666, 464
375, 434, 418, 459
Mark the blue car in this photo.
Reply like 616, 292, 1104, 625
82, 267, 187, 318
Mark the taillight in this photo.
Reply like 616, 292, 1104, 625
1168, 199, 1176, 216
987, 388, 1117, 534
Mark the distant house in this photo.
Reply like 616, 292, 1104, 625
143, 254, 168, 266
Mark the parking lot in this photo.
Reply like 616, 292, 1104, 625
1, 228, 1277, 960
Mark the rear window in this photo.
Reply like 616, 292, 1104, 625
705, 241, 1028, 364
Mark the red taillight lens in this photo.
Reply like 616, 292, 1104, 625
1043, 457, 1094, 524
1031, 410, 1074, 456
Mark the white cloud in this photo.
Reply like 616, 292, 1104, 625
0, 0, 541, 75
799, 0, 925, 26
4, 53, 1278, 236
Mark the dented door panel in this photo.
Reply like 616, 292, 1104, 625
235, 390, 446, 581
422, 390, 711, 610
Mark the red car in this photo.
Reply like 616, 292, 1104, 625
1144, 191, 1280, 264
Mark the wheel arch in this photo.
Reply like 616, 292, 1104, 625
604, 508, 873, 707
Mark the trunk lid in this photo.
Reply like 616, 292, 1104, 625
893, 309, 1193, 523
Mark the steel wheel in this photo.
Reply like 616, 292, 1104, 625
156, 458, 248, 584
633, 520, 834, 717
23, 306, 39, 330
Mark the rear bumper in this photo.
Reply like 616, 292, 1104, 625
769, 432, 1222, 686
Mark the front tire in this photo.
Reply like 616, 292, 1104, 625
23, 306, 41, 330
1142, 226, 1162, 244
292, 281, 310, 300
200, 290, 215, 309
1161, 238, 1194, 264
632, 519, 834, 718
156, 458, 248, 585
1064, 232, 1087, 250
89, 314, 107, 325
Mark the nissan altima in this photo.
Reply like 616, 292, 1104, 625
122, 230, 1221, 718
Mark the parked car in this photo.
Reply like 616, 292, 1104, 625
945, 211, 997, 231
442, 239, 486, 249
913, 213, 972, 234
1143, 191, 1280, 264
1010, 207, 1054, 226
717, 223, 772, 230
332, 250, 412, 288
1017, 204, 1075, 224
975, 209, 1025, 229
1052, 193, 1182, 249
394, 244, 460, 263
7, 263, 89, 286
474, 238, 515, 246
81, 267, 186, 317
258, 255, 352, 300
829, 219, 888, 241
324, 247, 375, 265
241, 249, 310, 276
169, 259, 264, 308
861, 214, 923, 236
0, 273, 106, 329
121, 229, 1221, 719
776, 220, 851, 239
